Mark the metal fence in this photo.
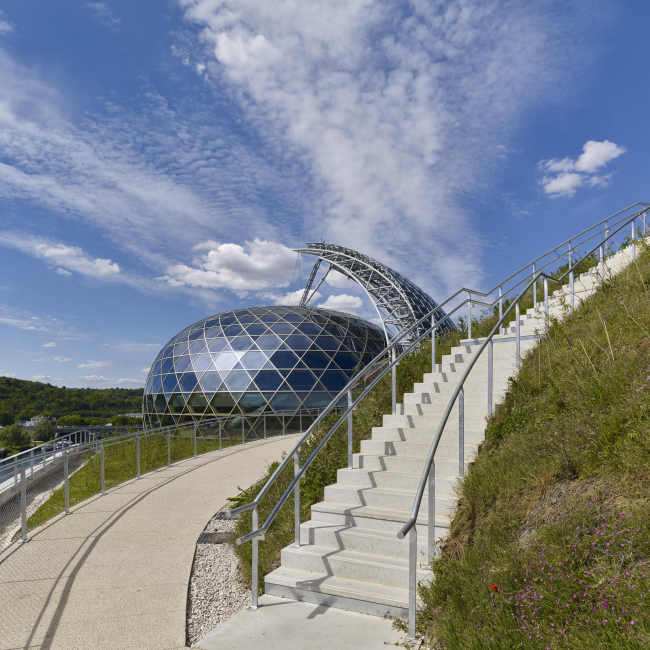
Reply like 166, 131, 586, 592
0, 407, 328, 555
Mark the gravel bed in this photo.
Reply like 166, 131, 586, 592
186, 507, 251, 646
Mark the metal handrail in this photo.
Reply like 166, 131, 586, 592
230, 202, 649, 616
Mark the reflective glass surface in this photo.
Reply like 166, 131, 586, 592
143, 306, 385, 427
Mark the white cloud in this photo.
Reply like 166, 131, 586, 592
196, 63, 206, 75
0, 370, 16, 378
43, 342, 57, 348
77, 360, 112, 369
72, 374, 142, 385
259, 288, 322, 306
539, 140, 625, 197
0, 12, 13, 35
53, 356, 72, 363
104, 341, 161, 352
325, 270, 355, 290
317, 294, 363, 314
84, 3, 120, 30
179, 0, 594, 296
56, 268, 73, 276
0, 304, 80, 338
160, 239, 297, 292
33, 374, 50, 381
141, 367, 150, 373
0, 232, 122, 280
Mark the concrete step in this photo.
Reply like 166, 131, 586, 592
278, 544, 431, 588
353, 452, 468, 477
381, 413, 486, 430
336, 467, 458, 493
399, 400, 490, 417
323, 484, 456, 515
311, 500, 449, 533
370, 426, 484, 445
264, 566, 412, 616
299, 521, 434, 559
359, 438, 479, 460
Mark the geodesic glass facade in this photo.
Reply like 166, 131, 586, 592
143, 306, 385, 428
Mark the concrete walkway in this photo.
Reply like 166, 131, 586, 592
196, 595, 407, 649
0, 435, 301, 650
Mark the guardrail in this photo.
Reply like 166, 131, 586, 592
228, 202, 650, 630
0, 407, 332, 555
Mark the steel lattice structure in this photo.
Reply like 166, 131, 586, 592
296, 242, 454, 344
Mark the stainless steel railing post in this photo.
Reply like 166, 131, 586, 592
459, 387, 464, 477
100, 441, 105, 496
391, 347, 397, 415
498, 285, 503, 326
299, 410, 303, 433
293, 451, 301, 547
544, 277, 549, 329
632, 219, 636, 260
167, 429, 171, 467
136, 433, 140, 479
568, 242, 574, 311
427, 460, 435, 562
20, 464, 28, 543
64, 450, 69, 515
249, 506, 259, 611
532, 262, 537, 309
431, 319, 436, 373
408, 526, 417, 639
467, 292, 472, 339
487, 339, 493, 416
515, 300, 521, 367
600, 244, 604, 279
193, 423, 197, 458
347, 389, 353, 469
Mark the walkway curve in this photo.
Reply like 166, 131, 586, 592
0, 435, 301, 650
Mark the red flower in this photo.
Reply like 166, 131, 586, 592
490, 584, 499, 593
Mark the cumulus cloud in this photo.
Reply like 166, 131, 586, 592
78, 361, 112, 369
53, 356, 71, 362
318, 294, 363, 314
160, 239, 297, 292
259, 288, 323, 306
43, 342, 57, 348
539, 140, 626, 197
0, 232, 122, 280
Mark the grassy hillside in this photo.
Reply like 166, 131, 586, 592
0, 377, 143, 423
420, 245, 650, 648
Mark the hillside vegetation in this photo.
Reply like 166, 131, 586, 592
420, 244, 650, 648
0, 377, 143, 424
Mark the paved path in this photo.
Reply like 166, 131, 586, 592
196, 595, 406, 650
0, 435, 301, 650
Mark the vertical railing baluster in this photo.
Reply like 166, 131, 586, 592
515, 300, 521, 367
632, 219, 636, 260
100, 441, 105, 496
299, 409, 303, 433
347, 389, 353, 469
136, 432, 140, 479
532, 262, 537, 309
487, 339, 493, 417
391, 347, 397, 415
427, 460, 435, 562
408, 526, 417, 640
431, 319, 436, 373
294, 450, 301, 547
467, 292, 472, 340
249, 507, 259, 611
544, 276, 549, 329
64, 450, 69, 515
20, 464, 28, 543
600, 244, 604, 279
568, 242, 574, 311
498, 285, 503, 329
459, 387, 464, 478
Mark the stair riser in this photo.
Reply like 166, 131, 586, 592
300, 525, 430, 559
381, 414, 487, 430
359, 439, 479, 461
336, 468, 457, 493
279, 548, 429, 587
310, 506, 444, 534
323, 485, 455, 514
399, 401, 490, 417
370, 428, 484, 445
354, 453, 468, 476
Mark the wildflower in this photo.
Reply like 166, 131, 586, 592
490, 584, 499, 593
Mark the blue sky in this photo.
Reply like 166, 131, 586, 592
0, 0, 647, 388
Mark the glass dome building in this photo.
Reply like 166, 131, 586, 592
143, 306, 386, 428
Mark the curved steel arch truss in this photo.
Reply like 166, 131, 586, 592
295, 242, 454, 345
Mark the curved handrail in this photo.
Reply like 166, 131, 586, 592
230, 203, 649, 538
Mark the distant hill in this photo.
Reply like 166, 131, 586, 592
0, 377, 143, 424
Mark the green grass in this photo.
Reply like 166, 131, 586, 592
419, 242, 650, 648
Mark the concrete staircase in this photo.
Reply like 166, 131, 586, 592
264, 245, 639, 618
